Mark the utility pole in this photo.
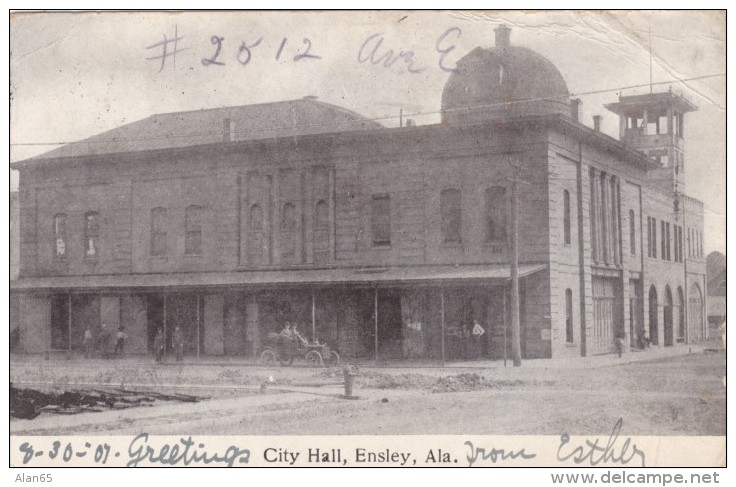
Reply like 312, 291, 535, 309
506, 155, 528, 367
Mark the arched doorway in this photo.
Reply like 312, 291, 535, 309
648, 286, 658, 345
677, 287, 685, 343
688, 283, 704, 341
664, 286, 674, 346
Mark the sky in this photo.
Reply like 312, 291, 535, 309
9, 10, 726, 253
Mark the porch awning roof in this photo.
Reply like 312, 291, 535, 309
10, 264, 547, 292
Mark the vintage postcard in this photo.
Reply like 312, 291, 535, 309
8, 10, 726, 471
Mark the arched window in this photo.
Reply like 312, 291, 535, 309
565, 288, 574, 343
84, 211, 99, 257
150, 207, 167, 256
185, 205, 204, 255
281, 203, 297, 230
53, 213, 67, 259
563, 190, 571, 245
440, 189, 462, 243
315, 200, 328, 229
249, 204, 263, 230
629, 210, 636, 255
485, 186, 507, 242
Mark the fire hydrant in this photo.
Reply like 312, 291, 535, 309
342, 364, 356, 399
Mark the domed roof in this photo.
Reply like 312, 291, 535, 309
441, 25, 571, 124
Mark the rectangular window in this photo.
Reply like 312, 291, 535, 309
53, 214, 67, 259
485, 186, 507, 242
661, 220, 666, 260
151, 207, 167, 256
648, 217, 657, 258
84, 212, 99, 258
666, 222, 671, 261
185, 205, 204, 255
371, 195, 391, 247
629, 210, 636, 256
440, 189, 462, 244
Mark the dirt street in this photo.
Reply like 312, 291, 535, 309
10, 349, 725, 436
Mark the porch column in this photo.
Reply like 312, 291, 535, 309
440, 288, 446, 367
163, 293, 167, 355
311, 289, 316, 343
67, 293, 72, 355
374, 288, 379, 364
503, 287, 508, 367
196, 294, 201, 358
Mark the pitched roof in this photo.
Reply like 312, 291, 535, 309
26, 97, 382, 161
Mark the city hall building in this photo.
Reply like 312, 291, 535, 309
10, 26, 708, 361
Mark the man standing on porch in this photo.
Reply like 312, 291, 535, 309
172, 325, 185, 362
472, 320, 485, 359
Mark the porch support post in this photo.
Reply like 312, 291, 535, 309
440, 287, 446, 367
374, 287, 379, 364
311, 289, 316, 343
503, 287, 508, 367
163, 293, 167, 356
67, 293, 72, 355
196, 294, 201, 358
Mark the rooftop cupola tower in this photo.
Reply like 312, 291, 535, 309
605, 89, 697, 193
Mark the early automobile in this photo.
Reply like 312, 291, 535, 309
260, 333, 340, 367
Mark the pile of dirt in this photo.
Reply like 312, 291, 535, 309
355, 372, 524, 393
430, 373, 523, 393
366, 373, 438, 390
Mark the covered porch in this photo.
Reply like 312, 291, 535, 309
10, 263, 547, 363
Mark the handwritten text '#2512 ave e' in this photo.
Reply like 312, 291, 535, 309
146, 25, 463, 74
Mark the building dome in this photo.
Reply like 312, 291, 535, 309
441, 25, 571, 124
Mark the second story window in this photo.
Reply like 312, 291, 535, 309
150, 207, 167, 256
629, 210, 636, 255
315, 200, 328, 229
371, 194, 391, 247
485, 186, 507, 242
84, 212, 99, 258
440, 189, 462, 244
563, 190, 571, 245
53, 213, 67, 259
647, 216, 657, 258
250, 204, 263, 230
281, 202, 297, 230
185, 205, 204, 255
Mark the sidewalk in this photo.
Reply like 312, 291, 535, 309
11, 340, 721, 370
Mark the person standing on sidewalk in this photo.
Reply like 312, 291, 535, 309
83, 326, 94, 359
115, 326, 128, 356
172, 325, 185, 362
153, 328, 165, 363
472, 319, 486, 359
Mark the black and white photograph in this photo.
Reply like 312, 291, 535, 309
8, 10, 726, 469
